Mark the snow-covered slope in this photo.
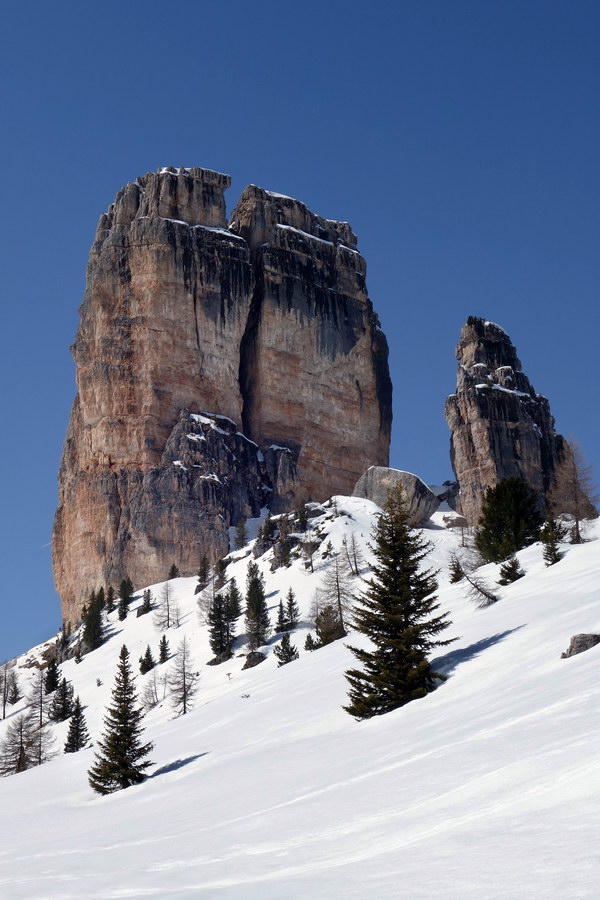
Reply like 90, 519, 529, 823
1, 499, 598, 899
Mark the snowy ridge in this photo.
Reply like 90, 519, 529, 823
0, 501, 599, 898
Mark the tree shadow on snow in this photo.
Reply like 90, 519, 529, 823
151, 753, 208, 778
431, 626, 525, 679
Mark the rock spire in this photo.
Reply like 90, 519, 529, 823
445, 317, 566, 524
53, 167, 391, 623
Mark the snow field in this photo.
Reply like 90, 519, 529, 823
0, 500, 598, 898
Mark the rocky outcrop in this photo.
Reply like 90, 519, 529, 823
352, 467, 440, 525
445, 317, 566, 524
53, 167, 391, 623
561, 634, 600, 659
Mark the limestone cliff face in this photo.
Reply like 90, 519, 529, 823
445, 317, 565, 524
54, 167, 391, 623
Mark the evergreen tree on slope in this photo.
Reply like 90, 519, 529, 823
64, 696, 90, 753
344, 485, 454, 720
88, 645, 153, 794
475, 477, 542, 563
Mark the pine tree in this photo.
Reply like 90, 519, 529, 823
245, 561, 270, 651
28, 671, 49, 729
304, 633, 316, 651
448, 554, 464, 583
169, 636, 199, 716
541, 518, 564, 566
158, 634, 170, 664
273, 632, 299, 667
64, 696, 90, 753
139, 645, 155, 675
154, 581, 177, 630
197, 556, 210, 592
320, 556, 352, 635
83, 591, 104, 651
105, 586, 115, 614
234, 519, 248, 550
315, 603, 344, 646
208, 594, 230, 660
475, 477, 542, 563
88, 645, 153, 794
44, 659, 60, 694
274, 600, 287, 634
141, 589, 153, 615
286, 588, 300, 630
48, 677, 74, 722
6, 669, 20, 705
96, 586, 105, 609
168, 563, 180, 579
497, 556, 526, 585
214, 558, 227, 590
344, 484, 454, 720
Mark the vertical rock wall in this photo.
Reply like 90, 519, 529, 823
445, 317, 565, 524
53, 168, 391, 623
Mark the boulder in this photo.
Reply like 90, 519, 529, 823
561, 634, 600, 659
353, 467, 440, 525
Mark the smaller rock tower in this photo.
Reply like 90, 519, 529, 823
445, 317, 566, 524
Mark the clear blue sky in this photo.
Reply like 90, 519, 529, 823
0, 0, 598, 660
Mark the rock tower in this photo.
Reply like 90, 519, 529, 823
53, 167, 392, 623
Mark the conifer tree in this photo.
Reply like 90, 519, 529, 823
274, 600, 287, 634
320, 556, 352, 635
44, 659, 60, 695
497, 556, 526, 585
141, 589, 153, 615
154, 581, 177, 630
315, 603, 344, 646
168, 563, 180, 579
139, 645, 155, 675
344, 485, 454, 720
548, 441, 598, 544
96, 586, 105, 609
541, 518, 564, 566
105, 586, 115, 614
245, 561, 270, 651
49, 677, 74, 722
83, 591, 104, 651
208, 593, 230, 659
88, 645, 153, 794
158, 634, 170, 664
214, 558, 227, 590
304, 633, 316, 651
273, 632, 299, 667
286, 588, 300, 630
0, 711, 54, 775
234, 519, 248, 550
6, 669, 20, 706
64, 696, 90, 753
475, 477, 542, 563
448, 554, 464, 583
296, 504, 308, 531
169, 636, 199, 716
196, 556, 210, 592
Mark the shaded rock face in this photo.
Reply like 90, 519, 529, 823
352, 467, 440, 525
445, 317, 566, 524
54, 167, 391, 623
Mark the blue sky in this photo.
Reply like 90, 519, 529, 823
0, 0, 598, 660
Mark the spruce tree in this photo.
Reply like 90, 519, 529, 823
315, 604, 344, 646
475, 477, 542, 563
139, 645, 155, 675
245, 562, 270, 651
208, 594, 230, 659
234, 519, 248, 550
448, 555, 464, 584
88, 645, 153, 794
304, 633, 316, 651
158, 634, 170, 664
225, 578, 242, 644
44, 659, 60, 695
141, 589, 153, 615
64, 696, 90, 753
83, 592, 104, 651
344, 485, 454, 720
541, 518, 564, 566
197, 556, 210, 591
286, 588, 300, 630
169, 636, 199, 716
273, 632, 299, 667
497, 556, 526, 585
49, 677, 74, 722
274, 600, 287, 634
168, 563, 180, 580
105, 586, 115, 614
0, 711, 54, 775
96, 586, 106, 609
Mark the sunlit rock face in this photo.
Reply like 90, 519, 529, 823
53, 168, 391, 623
